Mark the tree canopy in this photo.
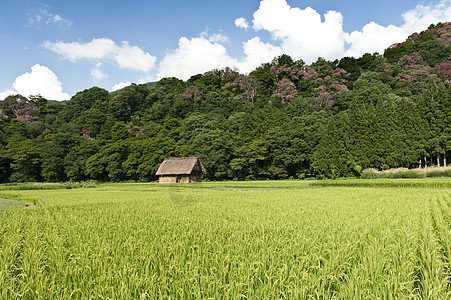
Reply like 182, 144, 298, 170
1, 23, 450, 182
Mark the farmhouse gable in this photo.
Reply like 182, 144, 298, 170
156, 157, 206, 183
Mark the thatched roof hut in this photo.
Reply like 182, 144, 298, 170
156, 157, 206, 183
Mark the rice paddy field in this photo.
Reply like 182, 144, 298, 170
1, 179, 451, 299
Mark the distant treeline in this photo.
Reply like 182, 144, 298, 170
0, 23, 450, 182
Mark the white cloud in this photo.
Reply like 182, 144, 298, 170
115, 42, 157, 72
402, 0, 451, 34
37, 0, 451, 88
29, 9, 72, 27
158, 33, 283, 79
112, 81, 132, 92
252, 0, 346, 63
158, 36, 238, 80
51, 15, 64, 24
345, 0, 451, 57
0, 90, 17, 101
208, 33, 230, 44
43, 38, 157, 72
237, 37, 282, 73
235, 17, 249, 30
157, 0, 451, 81
91, 68, 108, 80
345, 22, 405, 57
248, 0, 451, 63
200, 31, 230, 43
43, 38, 116, 61
0, 65, 70, 101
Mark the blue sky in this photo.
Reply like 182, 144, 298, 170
1, 0, 450, 100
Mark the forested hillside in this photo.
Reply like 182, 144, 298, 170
1, 23, 450, 182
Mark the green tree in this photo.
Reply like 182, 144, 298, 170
187, 129, 237, 180
41, 133, 74, 182
64, 138, 102, 182
311, 112, 355, 178
85, 140, 130, 182
230, 139, 269, 180
266, 112, 327, 179
59, 87, 110, 122
124, 137, 177, 181
7, 139, 42, 182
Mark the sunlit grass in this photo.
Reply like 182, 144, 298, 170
1, 182, 450, 298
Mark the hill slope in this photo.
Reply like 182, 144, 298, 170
0, 22, 450, 183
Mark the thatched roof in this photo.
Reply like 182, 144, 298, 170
156, 157, 206, 175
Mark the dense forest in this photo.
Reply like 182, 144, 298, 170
0, 23, 450, 183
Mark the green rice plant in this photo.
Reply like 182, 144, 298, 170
0, 182, 450, 298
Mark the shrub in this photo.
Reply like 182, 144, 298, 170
311, 181, 451, 188
426, 170, 446, 177
360, 169, 379, 179
378, 172, 394, 179
392, 170, 426, 179
360, 169, 394, 179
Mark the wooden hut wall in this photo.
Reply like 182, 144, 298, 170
159, 176, 177, 183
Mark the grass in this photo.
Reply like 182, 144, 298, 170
311, 177, 451, 188
361, 167, 451, 180
0, 181, 450, 298
0, 181, 97, 191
